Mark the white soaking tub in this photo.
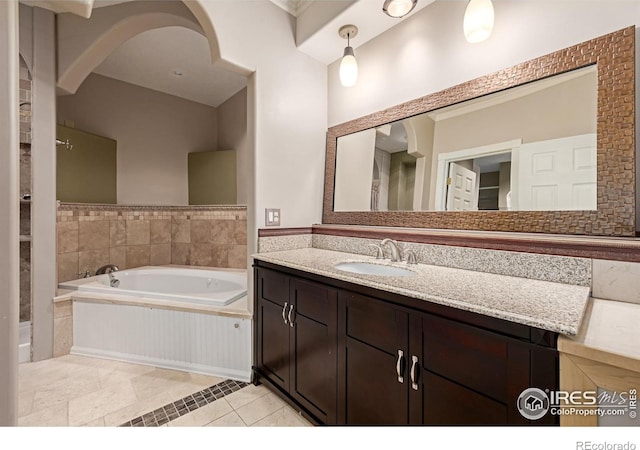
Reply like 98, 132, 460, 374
59, 266, 247, 306
58, 266, 251, 381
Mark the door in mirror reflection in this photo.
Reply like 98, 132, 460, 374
333, 65, 597, 213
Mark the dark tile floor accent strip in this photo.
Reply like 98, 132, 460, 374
119, 379, 249, 427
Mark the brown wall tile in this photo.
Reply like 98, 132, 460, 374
211, 220, 231, 244
53, 316, 73, 357
150, 243, 171, 266
126, 220, 150, 246
110, 246, 126, 270
78, 220, 110, 251
58, 221, 79, 254
228, 245, 247, 269
191, 220, 213, 244
58, 252, 79, 282
110, 220, 126, 247
54, 300, 72, 319
150, 220, 171, 244
211, 244, 230, 268
79, 249, 110, 275
191, 243, 213, 266
172, 219, 190, 243
126, 245, 150, 268
232, 220, 247, 245
171, 242, 190, 265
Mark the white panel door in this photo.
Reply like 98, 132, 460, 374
513, 134, 596, 211
446, 162, 477, 211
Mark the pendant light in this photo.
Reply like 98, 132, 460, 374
463, 0, 494, 43
382, 0, 417, 18
339, 25, 359, 88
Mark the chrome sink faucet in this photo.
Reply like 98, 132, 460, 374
380, 239, 402, 262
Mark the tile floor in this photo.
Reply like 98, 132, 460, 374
18, 354, 312, 427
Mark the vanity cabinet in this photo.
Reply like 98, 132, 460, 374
254, 267, 338, 424
254, 261, 559, 426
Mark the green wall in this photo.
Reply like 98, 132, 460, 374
188, 150, 237, 205
56, 125, 117, 204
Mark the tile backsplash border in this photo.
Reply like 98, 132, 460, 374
57, 203, 248, 283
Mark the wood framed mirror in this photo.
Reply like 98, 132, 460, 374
323, 27, 635, 236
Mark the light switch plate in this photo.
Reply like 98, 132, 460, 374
265, 208, 280, 227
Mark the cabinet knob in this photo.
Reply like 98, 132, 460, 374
282, 302, 289, 325
396, 350, 405, 384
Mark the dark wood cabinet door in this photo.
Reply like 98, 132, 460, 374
256, 296, 291, 391
338, 292, 409, 425
289, 279, 338, 424
255, 268, 291, 392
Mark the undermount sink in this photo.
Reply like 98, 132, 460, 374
334, 261, 416, 277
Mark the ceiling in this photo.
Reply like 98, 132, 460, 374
26, 0, 438, 108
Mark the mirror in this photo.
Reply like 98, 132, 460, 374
324, 28, 635, 236
334, 66, 597, 213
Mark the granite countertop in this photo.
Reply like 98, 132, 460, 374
253, 248, 591, 336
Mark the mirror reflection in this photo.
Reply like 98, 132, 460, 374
334, 65, 597, 212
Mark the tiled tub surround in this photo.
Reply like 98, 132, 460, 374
253, 248, 591, 335
57, 203, 247, 282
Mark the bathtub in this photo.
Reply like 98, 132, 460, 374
59, 266, 247, 306
57, 266, 251, 381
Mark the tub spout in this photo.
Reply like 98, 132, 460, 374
96, 264, 119, 275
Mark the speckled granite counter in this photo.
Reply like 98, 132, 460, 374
253, 248, 591, 336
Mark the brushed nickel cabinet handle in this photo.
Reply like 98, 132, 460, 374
282, 302, 288, 325
411, 355, 419, 390
396, 350, 405, 383
288, 304, 295, 327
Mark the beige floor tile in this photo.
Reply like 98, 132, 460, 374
103, 390, 176, 427
187, 372, 225, 388
79, 417, 106, 427
32, 374, 102, 413
206, 411, 247, 427
224, 384, 270, 410
234, 392, 287, 426
68, 381, 138, 426
251, 407, 312, 427
168, 399, 233, 427
18, 403, 68, 427
131, 375, 201, 401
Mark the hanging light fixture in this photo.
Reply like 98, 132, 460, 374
463, 0, 495, 43
382, 0, 417, 18
339, 25, 359, 88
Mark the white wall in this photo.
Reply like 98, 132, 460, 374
218, 87, 249, 205
328, 1, 640, 127
334, 128, 376, 211
57, 73, 218, 205
199, 1, 327, 229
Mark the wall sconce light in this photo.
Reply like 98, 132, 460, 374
463, 0, 494, 43
339, 25, 359, 87
382, 0, 417, 18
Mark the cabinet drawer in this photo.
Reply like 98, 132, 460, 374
258, 268, 288, 307
341, 292, 407, 355
423, 314, 508, 402
293, 279, 331, 325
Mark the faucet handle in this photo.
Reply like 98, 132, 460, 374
369, 244, 384, 259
